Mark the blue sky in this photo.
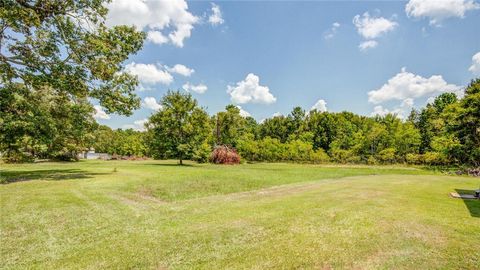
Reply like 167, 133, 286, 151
95, 0, 480, 130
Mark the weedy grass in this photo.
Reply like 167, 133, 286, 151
1, 160, 478, 269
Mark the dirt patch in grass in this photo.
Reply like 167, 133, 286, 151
136, 185, 167, 204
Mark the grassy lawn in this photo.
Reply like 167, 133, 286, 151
1, 160, 479, 269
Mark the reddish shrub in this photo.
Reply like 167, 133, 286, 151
210, 145, 241, 164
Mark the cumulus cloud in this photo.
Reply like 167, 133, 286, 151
183, 82, 208, 94
310, 99, 328, 112
93, 105, 110, 120
469, 52, 480, 75
124, 62, 173, 85
166, 64, 194, 77
143, 97, 162, 111
371, 105, 392, 117
401, 98, 414, 108
359, 40, 378, 51
372, 97, 415, 119
136, 85, 155, 92
353, 12, 398, 40
324, 22, 341, 40
368, 67, 461, 104
405, 0, 479, 25
208, 3, 224, 26
236, 106, 251, 117
227, 73, 276, 104
146, 31, 169, 45
122, 119, 148, 131
106, 0, 198, 47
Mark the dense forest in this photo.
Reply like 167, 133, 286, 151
2, 79, 478, 166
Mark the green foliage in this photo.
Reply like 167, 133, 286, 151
423, 151, 446, 165
0, 85, 96, 162
406, 153, 422, 165
214, 105, 248, 147
330, 149, 360, 164
0, 0, 145, 162
449, 79, 480, 166
192, 142, 212, 163
147, 91, 211, 164
377, 148, 396, 164
1, 0, 145, 115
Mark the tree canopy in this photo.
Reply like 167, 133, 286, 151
0, 0, 145, 161
147, 91, 211, 165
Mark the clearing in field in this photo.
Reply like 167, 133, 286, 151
0, 160, 479, 269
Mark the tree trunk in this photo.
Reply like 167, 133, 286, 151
179, 158, 183, 165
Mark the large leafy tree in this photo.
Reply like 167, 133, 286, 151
214, 105, 247, 147
0, 84, 95, 161
0, 0, 145, 161
1, 0, 145, 114
259, 115, 291, 143
448, 79, 480, 165
147, 91, 211, 165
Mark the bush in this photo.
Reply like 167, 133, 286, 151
423, 151, 446, 165
192, 142, 211, 163
2, 150, 34, 163
210, 145, 241, 164
367, 156, 378, 165
330, 149, 360, 163
311, 148, 330, 164
377, 148, 396, 164
406, 153, 422, 165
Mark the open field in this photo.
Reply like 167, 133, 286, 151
1, 160, 479, 269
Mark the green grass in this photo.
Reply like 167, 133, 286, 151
1, 160, 479, 269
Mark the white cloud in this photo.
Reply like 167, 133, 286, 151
272, 112, 282, 117
106, 0, 198, 47
405, 0, 479, 25
359, 40, 378, 51
353, 12, 398, 39
368, 67, 461, 104
143, 97, 162, 111
371, 105, 391, 117
236, 106, 251, 117
182, 82, 208, 94
401, 98, 414, 108
227, 73, 276, 104
469, 52, 480, 75
208, 3, 224, 26
122, 119, 148, 131
371, 105, 408, 119
136, 85, 155, 92
146, 31, 169, 45
93, 105, 110, 120
310, 99, 328, 112
324, 22, 340, 40
124, 62, 173, 85
371, 97, 414, 119
166, 64, 195, 77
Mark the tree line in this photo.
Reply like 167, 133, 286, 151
139, 80, 478, 166
1, 1, 478, 166
2, 78, 478, 165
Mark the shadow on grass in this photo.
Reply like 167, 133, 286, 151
455, 189, 480, 218
140, 163, 195, 167
0, 169, 110, 184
